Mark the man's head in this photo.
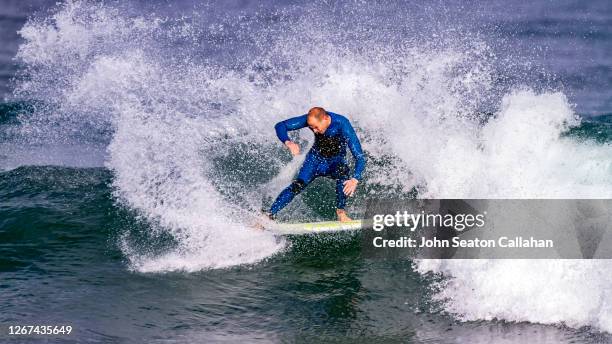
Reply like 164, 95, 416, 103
306, 107, 331, 134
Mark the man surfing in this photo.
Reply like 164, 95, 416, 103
265, 107, 366, 222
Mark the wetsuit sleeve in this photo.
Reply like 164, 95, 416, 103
342, 119, 366, 180
274, 114, 308, 143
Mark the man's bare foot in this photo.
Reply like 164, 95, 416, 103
252, 212, 274, 231
336, 209, 352, 222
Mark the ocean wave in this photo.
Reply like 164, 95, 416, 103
9, 0, 612, 333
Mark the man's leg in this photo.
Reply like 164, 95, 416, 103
268, 179, 309, 216
268, 157, 317, 217
332, 161, 352, 221
335, 179, 348, 208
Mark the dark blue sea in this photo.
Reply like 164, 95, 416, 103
2, 0, 612, 342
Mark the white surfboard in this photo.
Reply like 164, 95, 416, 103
267, 219, 367, 235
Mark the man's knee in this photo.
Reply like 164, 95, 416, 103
333, 163, 350, 180
290, 179, 307, 194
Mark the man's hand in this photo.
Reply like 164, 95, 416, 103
284, 140, 300, 156
342, 178, 359, 197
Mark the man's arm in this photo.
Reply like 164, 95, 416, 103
274, 114, 308, 143
343, 119, 366, 180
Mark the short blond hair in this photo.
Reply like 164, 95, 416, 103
307, 107, 327, 120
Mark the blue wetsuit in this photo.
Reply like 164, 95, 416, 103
269, 111, 366, 215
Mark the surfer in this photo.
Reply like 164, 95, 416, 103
266, 107, 366, 222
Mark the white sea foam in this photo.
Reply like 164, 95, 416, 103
410, 89, 612, 332
15, 1, 287, 271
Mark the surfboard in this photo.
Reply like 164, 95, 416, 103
267, 219, 367, 235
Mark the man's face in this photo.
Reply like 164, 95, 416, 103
307, 115, 329, 134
